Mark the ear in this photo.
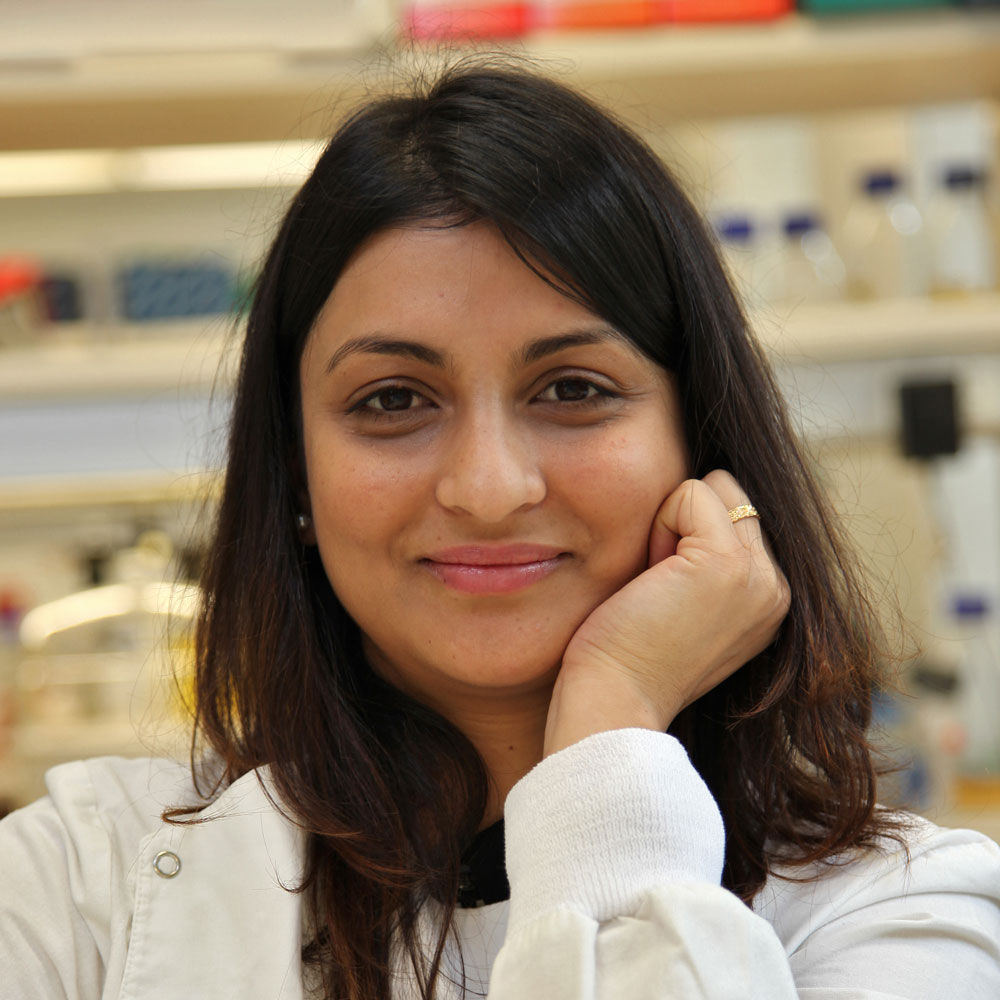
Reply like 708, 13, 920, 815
287, 446, 317, 545
296, 512, 317, 545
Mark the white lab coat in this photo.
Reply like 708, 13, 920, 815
1, 728, 999, 999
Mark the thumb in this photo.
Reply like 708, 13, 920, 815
647, 495, 680, 566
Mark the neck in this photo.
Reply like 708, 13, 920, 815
363, 640, 553, 828
456, 695, 549, 828
404, 682, 550, 828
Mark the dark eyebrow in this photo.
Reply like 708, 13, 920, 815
324, 325, 632, 375
325, 335, 447, 374
516, 327, 633, 366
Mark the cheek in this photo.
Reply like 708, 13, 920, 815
547, 424, 687, 574
307, 460, 405, 627
306, 446, 418, 560
553, 427, 686, 515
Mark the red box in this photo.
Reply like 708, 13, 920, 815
655, 0, 791, 22
402, 2, 529, 39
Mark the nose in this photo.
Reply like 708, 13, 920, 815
435, 406, 546, 522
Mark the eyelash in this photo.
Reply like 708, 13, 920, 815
350, 385, 430, 419
349, 377, 619, 422
534, 378, 618, 406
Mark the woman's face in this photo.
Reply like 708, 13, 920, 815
299, 223, 688, 710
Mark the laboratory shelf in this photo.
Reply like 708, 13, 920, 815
2, 292, 998, 403
2, 9, 1000, 150
759, 292, 1000, 363
0, 322, 237, 400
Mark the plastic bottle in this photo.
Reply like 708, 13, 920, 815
870, 685, 913, 809
908, 665, 966, 813
842, 169, 928, 300
951, 594, 1000, 774
778, 212, 846, 304
926, 166, 996, 295
715, 215, 756, 305
0, 590, 24, 763
714, 214, 783, 309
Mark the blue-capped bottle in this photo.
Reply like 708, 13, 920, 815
713, 213, 782, 310
926, 165, 996, 296
843, 168, 929, 300
778, 211, 845, 304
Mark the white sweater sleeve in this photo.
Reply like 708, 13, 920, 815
490, 728, 798, 999
489, 728, 1000, 1000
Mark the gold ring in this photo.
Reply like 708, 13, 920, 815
728, 504, 759, 524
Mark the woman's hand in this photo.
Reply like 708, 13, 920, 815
543, 471, 791, 757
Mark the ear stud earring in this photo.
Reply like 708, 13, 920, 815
296, 513, 311, 532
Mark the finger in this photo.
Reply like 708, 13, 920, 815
700, 469, 764, 547
655, 476, 747, 555
702, 472, 790, 628
647, 504, 679, 566
648, 471, 750, 568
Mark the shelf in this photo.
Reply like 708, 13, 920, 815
0, 140, 322, 198
0, 321, 239, 400
530, 8, 1000, 120
12, 720, 184, 762
925, 805, 1000, 842
758, 291, 1000, 363
2, 10, 1000, 150
1, 293, 997, 403
4, 0, 391, 65
0, 471, 218, 516
13, 720, 142, 760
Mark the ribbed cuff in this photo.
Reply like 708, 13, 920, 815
504, 729, 725, 930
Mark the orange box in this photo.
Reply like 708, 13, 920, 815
530, 0, 655, 30
956, 774, 1000, 809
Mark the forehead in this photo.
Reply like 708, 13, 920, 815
305, 222, 646, 367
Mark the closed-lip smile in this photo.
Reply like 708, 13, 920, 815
421, 544, 569, 594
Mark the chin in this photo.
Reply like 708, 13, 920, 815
365, 627, 568, 698
457, 653, 563, 692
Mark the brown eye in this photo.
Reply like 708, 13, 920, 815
370, 387, 418, 411
349, 383, 435, 423
553, 379, 593, 401
542, 378, 600, 402
533, 376, 620, 412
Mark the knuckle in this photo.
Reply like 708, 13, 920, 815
751, 561, 790, 618
703, 468, 736, 490
773, 577, 792, 619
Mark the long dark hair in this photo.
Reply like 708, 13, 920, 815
184, 58, 900, 999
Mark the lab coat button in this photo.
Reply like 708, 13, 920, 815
153, 850, 182, 878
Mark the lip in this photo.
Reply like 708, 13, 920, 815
421, 544, 568, 595
425, 544, 566, 565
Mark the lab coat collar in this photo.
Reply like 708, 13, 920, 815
118, 764, 308, 999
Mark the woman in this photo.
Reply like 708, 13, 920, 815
2, 60, 998, 1000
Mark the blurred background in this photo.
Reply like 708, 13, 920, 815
2, 0, 999, 838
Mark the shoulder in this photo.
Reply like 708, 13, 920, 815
1, 756, 210, 871
756, 814, 1000, 994
757, 813, 1000, 943
0, 756, 201, 1000
0, 757, 305, 1000
0, 755, 199, 875
49, 755, 204, 837
0, 753, 296, 889
0, 754, 203, 892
